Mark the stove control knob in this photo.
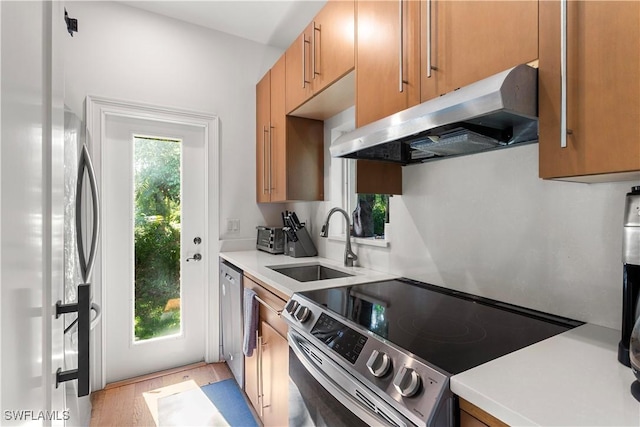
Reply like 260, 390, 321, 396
366, 350, 392, 377
294, 306, 311, 323
285, 300, 299, 315
393, 366, 421, 397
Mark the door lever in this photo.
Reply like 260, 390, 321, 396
186, 253, 202, 262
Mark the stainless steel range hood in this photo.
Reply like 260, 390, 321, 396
330, 64, 538, 164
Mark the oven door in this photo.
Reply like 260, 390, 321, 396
288, 330, 411, 427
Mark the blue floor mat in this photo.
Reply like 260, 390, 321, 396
201, 379, 257, 427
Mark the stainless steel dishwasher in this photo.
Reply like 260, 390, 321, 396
219, 260, 244, 387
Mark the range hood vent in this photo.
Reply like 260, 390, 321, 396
330, 64, 538, 164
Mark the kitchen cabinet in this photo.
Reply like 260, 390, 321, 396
243, 274, 289, 427
353, 0, 420, 196
286, 0, 355, 117
538, 1, 640, 182
355, 160, 402, 195
355, 0, 420, 127
421, 0, 538, 102
256, 69, 271, 204
256, 55, 324, 203
459, 398, 507, 427
285, 28, 314, 115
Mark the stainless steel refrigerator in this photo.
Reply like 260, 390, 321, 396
59, 107, 101, 425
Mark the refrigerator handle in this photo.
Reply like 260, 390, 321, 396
56, 283, 91, 397
76, 144, 100, 284
63, 302, 102, 334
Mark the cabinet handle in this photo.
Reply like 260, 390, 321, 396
262, 126, 269, 194
312, 22, 320, 79
426, 0, 436, 77
256, 333, 264, 418
269, 124, 274, 193
260, 338, 270, 410
302, 35, 312, 88
398, 0, 404, 93
560, 0, 572, 148
255, 295, 283, 316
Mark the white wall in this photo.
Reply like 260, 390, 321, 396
64, 1, 286, 245
290, 109, 639, 330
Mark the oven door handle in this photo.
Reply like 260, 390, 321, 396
288, 331, 407, 427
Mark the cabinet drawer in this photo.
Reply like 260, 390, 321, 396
244, 274, 288, 338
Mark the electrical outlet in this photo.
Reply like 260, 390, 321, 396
226, 219, 240, 233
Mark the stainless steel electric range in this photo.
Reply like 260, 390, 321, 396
283, 278, 582, 427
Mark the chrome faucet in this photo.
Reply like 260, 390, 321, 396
320, 207, 358, 267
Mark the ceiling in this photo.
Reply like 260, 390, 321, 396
120, 1, 327, 50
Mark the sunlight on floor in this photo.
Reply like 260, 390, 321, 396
142, 379, 230, 426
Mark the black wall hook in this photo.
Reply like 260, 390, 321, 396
65, 8, 78, 37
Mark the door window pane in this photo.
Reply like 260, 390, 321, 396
133, 136, 182, 341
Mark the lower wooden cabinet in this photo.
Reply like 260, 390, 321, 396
260, 321, 289, 427
243, 274, 289, 427
459, 398, 508, 427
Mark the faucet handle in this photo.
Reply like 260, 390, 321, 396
320, 224, 328, 237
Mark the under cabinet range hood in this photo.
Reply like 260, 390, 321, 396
331, 64, 539, 164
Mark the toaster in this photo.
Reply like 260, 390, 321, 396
256, 226, 285, 254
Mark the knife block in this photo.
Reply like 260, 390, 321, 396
285, 226, 317, 258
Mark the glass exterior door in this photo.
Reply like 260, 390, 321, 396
104, 115, 206, 383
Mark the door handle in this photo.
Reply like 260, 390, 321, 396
186, 253, 202, 262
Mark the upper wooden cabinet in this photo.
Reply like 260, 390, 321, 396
355, 0, 421, 127
256, 55, 324, 203
313, 0, 355, 93
538, 1, 640, 181
286, 0, 355, 115
285, 28, 314, 115
256, 68, 272, 204
421, 0, 538, 102
353, 0, 419, 196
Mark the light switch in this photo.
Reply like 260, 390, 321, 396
226, 219, 240, 232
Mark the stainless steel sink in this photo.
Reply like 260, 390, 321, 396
268, 264, 353, 282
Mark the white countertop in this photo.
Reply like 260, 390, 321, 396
451, 323, 640, 426
219, 250, 395, 297
219, 250, 640, 425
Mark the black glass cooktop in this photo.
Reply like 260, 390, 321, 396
299, 278, 583, 375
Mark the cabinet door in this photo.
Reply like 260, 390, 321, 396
356, 0, 420, 128
270, 55, 287, 202
256, 71, 271, 203
244, 326, 260, 412
421, 0, 538, 102
539, 1, 640, 180
261, 321, 289, 427
312, 0, 355, 93
286, 27, 315, 114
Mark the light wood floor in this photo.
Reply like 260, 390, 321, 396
90, 362, 233, 426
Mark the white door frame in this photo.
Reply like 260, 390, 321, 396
86, 96, 220, 390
